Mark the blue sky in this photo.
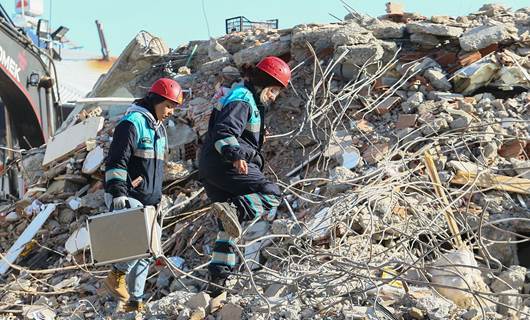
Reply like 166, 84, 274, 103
4, 0, 529, 56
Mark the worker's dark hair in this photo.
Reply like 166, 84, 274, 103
133, 92, 167, 110
241, 64, 282, 88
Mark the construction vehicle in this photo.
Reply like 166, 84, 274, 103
0, 2, 62, 150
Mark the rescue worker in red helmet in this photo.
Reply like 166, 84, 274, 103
103, 78, 184, 312
199, 56, 291, 295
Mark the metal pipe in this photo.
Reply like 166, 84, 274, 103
45, 87, 56, 136
95, 20, 110, 61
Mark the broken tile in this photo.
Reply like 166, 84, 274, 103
376, 96, 401, 115
396, 114, 419, 129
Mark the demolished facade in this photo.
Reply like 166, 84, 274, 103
1, 2, 530, 320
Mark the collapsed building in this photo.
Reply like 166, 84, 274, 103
0, 2, 530, 320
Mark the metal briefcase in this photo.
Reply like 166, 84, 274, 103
87, 206, 161, 266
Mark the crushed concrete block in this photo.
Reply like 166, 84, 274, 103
186, 292, 211, 310
335, 43, 385, 65
146, 291, 194, 317
219, 303, 243, 320
368, 20, 405, 39
291, 24, 340, 61
459, 25, 514, 51
58, 207, 75, 224
406, 22, 464, 37
424, 69, 452, 91
233, 38, 290, 66
80, 189, 106, 209
511, 159, 530, 180
429, 249, 489, 308
200, 57, 231, 75
491, 266, 527, 293
264, 283, 288, 298
497, 289, 522, 317
190, 307, 206, 320
331, 23, 373, 46
21, 151, 45, 185
327, 166, 357, 195
449, 117, 471, 130
410, 33, 440, 47
209, 291, 227, 313
208, 38, 230, 61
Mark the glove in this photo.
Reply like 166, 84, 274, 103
112, 196, 129, 211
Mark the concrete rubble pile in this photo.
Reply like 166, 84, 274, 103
1, 2, 530, 319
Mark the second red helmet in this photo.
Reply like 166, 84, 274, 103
149, 78, 184, 105
256, 56, 291, 88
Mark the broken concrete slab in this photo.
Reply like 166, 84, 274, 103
199, 57, 231, 75
368, 20, 406, 39
43, 117, 104, 167
291, 24, 340, 61
424, 69, 452, 91
233, 38, 291, 67
459, 24, 514, 51
410, 33, 440, 47
406, 22, 464, 37
335, 43, 385, 65
331, 23, 373, 46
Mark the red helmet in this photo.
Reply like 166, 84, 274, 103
149, 78, 184, 105
256, 56, 291, 88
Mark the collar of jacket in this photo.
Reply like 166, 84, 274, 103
244, 81, 266, 110
126, 104, 161, 130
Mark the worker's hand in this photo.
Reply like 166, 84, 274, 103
264, 128, 271, 144
112, 196, 129, 211
233, 159, 248, 175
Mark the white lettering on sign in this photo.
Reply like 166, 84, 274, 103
0, 45, 22, 83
